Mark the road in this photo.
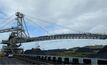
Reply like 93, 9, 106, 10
0, 57, 32, 65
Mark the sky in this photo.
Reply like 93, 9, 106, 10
0, 0, 107, 50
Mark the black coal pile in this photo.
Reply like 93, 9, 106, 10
24, 48, 46, 55
90, 45, 107, 59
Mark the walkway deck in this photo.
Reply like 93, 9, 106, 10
0, 57, 32, 65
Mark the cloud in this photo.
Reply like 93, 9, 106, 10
0, 0, 107, 50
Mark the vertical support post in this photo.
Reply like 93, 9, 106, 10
91, 58, 98, 65
16, 12, 24, 38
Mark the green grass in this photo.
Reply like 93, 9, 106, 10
56, 51, 95, 57
0, 53, 4, 58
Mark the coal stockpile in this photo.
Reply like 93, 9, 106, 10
90, 45, 107, 59
24, 48, 46, 55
